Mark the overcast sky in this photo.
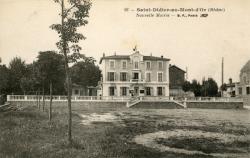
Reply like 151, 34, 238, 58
1, 0, 250, 85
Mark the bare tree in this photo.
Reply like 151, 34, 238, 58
51, 0, 91, 144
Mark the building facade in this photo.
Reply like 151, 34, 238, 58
223, 78, 238, 97
72, 83, 100, 96
99, 51, 170, 97
236, 60, 250, 97
169, 65, 185, 96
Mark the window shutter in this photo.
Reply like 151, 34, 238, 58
150, 87, 153, 96
107, 72, 110, 81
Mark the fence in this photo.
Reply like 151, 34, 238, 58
7, 95, 243, 102
7, 95, 130, 102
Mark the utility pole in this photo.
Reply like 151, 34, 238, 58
221, 57, 224, 97
185, 67, 188, 81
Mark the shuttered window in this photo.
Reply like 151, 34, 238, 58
120, 87, 127, 96
120, 72, 127, 81
109, 87, 115, 96
146, 73, 151, 82
158, 72, 163, 82
107, 72, 115, 81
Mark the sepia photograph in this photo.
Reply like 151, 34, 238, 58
0, 0, 250, 157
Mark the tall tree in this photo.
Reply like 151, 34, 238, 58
51, 0, 91, 143
182, 80, 191, 92
0, 64, 10, 94
8, 57, 27, 94
71, 58, 101, 87
201, 78, 218, 97
190, 79, 202, 97
37, 51, 65, 120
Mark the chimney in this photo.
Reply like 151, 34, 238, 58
114, 52, 116, 56
103, 53, 105, 57
229, 78, 232, 84
150, 53, 152, 56
161, 55, 163, 58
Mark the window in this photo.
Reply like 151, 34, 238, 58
146, 72, 151, 82
109, 87, 115, 96
158, 72, 163, 82
146, 87, 151, 96
247, 87, 250, 95
158, 61, 163, 70
133, 72, 139, 80
110, 60, 115, 69
146, 61, 151, 70
120, 72, 127, 81
107, 72, 115, 81
122, 61, 127, 69
120, 87, 127, 96
157, 87, 163, 96
239, 87, 242, 95
74, 89, 79, 95
134, 61, 139, 69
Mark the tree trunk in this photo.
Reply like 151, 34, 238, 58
61, 0, 72, 144
38, 89, 41, 110
42, 86, 45, 112
49, 81, 53, 121
36, 91, 38, 108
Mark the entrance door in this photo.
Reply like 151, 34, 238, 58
134, 87, 139, 96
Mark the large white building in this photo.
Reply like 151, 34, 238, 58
99, 50, 170, 97
236, 60, 250, 96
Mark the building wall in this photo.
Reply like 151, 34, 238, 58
101, 53, 170, 97
235, 71, 250, 96
169, 66, 185, 89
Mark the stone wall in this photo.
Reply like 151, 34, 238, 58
8, 100, 244, 109
131, 101, 184, 109
186, 101, 243, 109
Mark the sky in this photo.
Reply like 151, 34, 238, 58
0, 0, 250, 85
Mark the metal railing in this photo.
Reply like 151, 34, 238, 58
7, 95, 243, 102
7, 95, 130, 102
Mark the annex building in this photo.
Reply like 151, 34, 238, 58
99, 50, 170, 97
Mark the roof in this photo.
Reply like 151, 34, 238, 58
99, 54, 170, 64
241, 60, 250, 74
143, 56, 170, 61
225, 82, 237, 88
169, 65, 186, 73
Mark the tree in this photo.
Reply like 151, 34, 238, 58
37, 51, 65, 120
0, 64, 10, 94
201, 78, 218, 97
190, 79, 202, 97
8, 57, 27, 94
19, 63, 38, 95
51, 0, 91, 144
182, 80, 191, 92
71, 58, 101, 87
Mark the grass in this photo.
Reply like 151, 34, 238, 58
0, 104, 250, 158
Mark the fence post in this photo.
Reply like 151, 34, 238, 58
184, 98, 187, 108
24, 95, 27, 101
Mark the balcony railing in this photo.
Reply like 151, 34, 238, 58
130, 79, 145, 83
